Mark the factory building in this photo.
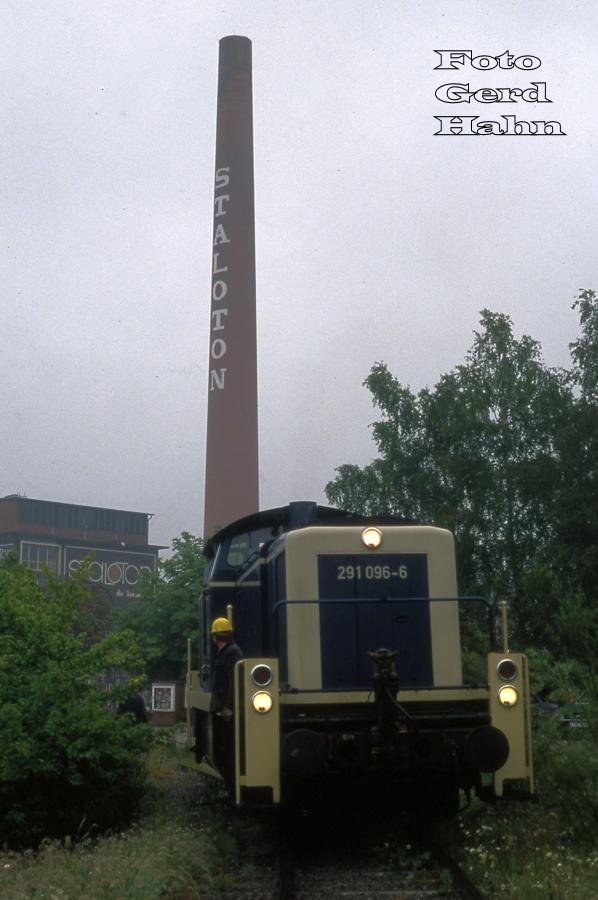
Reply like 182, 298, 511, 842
0, 494, 162, 608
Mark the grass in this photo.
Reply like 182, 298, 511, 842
451, 710, 598, 898
0, 734, 266, 900
3, 727, 598, 899
0, 821, 219, 899
455, 797, 598, 899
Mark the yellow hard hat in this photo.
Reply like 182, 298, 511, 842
211, 616, 233, 634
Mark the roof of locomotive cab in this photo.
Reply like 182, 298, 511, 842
203, 501, 414, 558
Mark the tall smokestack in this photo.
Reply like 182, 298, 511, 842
203, 36, 259, 537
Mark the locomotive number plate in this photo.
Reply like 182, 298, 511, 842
318, 553, 428, 599
336, 563, 408, 581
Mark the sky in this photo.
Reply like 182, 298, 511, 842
2, 1, 597, 549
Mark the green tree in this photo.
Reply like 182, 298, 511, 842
326, 309, 573, 643
0, 556, 152, 848
570, 288, 598, 403
117, 532, 205, 680
553, 289, 598, 604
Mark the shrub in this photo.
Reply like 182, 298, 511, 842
0, 557, 153, 848
533, 700, 598, 846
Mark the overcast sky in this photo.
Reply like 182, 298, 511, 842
2, 1, 597, 549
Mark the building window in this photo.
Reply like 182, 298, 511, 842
151, 684, 175, 712
21, 542, 60, 575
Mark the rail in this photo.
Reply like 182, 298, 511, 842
271, 813, 488, 899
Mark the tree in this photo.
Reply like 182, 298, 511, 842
326, 309, 573, 643
570, 288, 598, 403
0, 556, 152, 848
553, 289, 598, 604
116, 532, 205, 680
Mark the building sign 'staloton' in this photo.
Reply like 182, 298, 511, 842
65, 546, 156, 608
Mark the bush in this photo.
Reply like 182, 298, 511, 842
533, 700, 598, 846
0, 557, 153, 848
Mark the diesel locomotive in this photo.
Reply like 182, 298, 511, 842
186, 502, 533, 811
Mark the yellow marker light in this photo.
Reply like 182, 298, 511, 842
362, 527, 382, 549
498, 685, 519, 708
252, 691, 273, 713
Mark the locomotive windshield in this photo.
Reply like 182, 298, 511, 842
226, 527, 272, 567
206, 525, 274, 582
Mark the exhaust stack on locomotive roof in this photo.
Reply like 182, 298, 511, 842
203, 35, 259, 537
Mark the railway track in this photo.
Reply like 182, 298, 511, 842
272, 846, 483, 899
270, 813, 485, 900
205, 793, 485, 899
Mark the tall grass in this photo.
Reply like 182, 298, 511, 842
3, 719, 598, 899
0, 821, 219, 900
457, 706, 598, 898
0, 736, 250, 900
458, 801, 598, 898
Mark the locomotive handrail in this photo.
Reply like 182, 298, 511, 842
271, 594, 496, 649
278, 685, 492, 694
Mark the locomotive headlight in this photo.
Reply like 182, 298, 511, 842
362, 527, 382, 549
498, 685, 519, 708
252, 691, 273, 713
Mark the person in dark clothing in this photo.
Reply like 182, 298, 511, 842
210, 616, 243, 716
117, 692, 149, 723
210, 617, 243, 788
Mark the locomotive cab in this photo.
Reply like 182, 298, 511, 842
187, 502, 533, 810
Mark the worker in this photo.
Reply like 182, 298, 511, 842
210, 616, 243, 788
117, 691, 148, 723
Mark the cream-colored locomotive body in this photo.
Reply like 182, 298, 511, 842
187, 503, 533, 810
